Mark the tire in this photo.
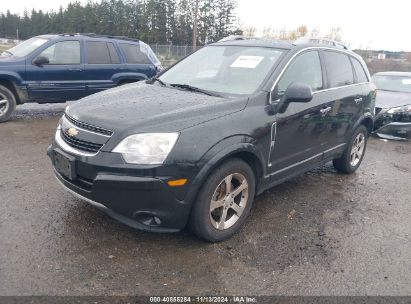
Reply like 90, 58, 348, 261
0, 84, 17, 123
188, 158, 256, 242
333, 125, 368, 174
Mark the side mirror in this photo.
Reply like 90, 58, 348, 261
282, 82, 313, 103
33, 56, 49, 66
276, 82, 313, 113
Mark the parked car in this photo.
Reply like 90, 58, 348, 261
372, 72, 411, 139
48, 38, 376, 242
0, 33, 161, 122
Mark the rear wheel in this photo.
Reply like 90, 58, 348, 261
0, 85, 16, 123
333, 125, 368, 174
188, 159, 255, 242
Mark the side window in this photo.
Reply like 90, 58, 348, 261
323, 51, 354, 87
120, 43, 152, 64
107, 43, 120, 64
38, 41, 80, 65
86, 41, 119, 64
277, 51, 323, 94
351, 57, 369, 83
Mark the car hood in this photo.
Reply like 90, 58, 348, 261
375, 90, 411, 109
0, 54, 23, 65
66, 82, 248, 134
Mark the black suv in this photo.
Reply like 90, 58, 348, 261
0, 33, 161, 122
48, 38, 376, 242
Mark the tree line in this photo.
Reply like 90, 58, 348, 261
0, 0, 240, 45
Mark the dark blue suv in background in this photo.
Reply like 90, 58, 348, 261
0, 33, 161, 122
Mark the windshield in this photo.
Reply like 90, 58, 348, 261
372, 75, 411, 93
159, 45, 284, 95
2, 37, 49, 57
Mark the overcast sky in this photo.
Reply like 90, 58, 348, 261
3, 0, 410, 51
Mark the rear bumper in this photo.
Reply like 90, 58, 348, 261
48, 145, 193, 232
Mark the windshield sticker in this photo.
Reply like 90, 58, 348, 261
230, 56, 264, 69
402, 78, 411, 85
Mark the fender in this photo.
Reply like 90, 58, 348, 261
0, 71, 24, 85
0, 71, 27, 103
111, 72, 148, 85
183, 135, 266, 206
350, 112, 374, 140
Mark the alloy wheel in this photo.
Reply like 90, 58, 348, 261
0, 93, 9, 117
209, 173, 249, 230
350, 132, 365, 167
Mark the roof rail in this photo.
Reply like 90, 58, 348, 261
293, 37, 349, 50
218, 35, 260, 42
58, 33, 140, 42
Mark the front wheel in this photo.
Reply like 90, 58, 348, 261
188, 159, 255, 242
333, 125, 368, 174
0, 85, 17, 123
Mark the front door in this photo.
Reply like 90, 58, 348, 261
267, 50, 331, 179
26, 40, 85, 101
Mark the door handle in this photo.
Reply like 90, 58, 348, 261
354, 97, 363, 103
68, 68, 82, 72
319, 106, 332, 116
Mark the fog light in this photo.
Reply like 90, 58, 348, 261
154, 216, 161, 225
134, 212, 161, 226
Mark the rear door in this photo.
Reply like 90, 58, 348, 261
26, 40, 85, 101
351, 55, 371, 114
119, 43, 157, 79
84, 40, 124, 95
268, 50, 329, 178
320, 50, 362, 155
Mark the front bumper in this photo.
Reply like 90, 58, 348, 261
373, 108, 411, 140
47, 145, 193, 232
374, 122, 411, 140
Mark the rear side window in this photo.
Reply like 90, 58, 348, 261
278, 50, 323, 94
351, 58, 369, 83
86, 41, 120, 64
120, 43, 152, 64
323, 51, 354, 88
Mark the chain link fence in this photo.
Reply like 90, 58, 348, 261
150, 44, 201, 67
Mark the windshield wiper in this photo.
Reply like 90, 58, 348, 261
170, 83, 221, 97
149, 77, 167, 86
1, 50, 13, 56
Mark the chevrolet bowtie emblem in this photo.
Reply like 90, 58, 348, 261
67, 127, 79, 137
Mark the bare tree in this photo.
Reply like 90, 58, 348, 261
326, 27, 342, 41
242, 25, 257, 37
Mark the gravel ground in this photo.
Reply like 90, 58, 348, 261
0, 103, 410, 296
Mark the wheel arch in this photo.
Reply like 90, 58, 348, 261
184, 137, 266, 210
0, 76, 21, 104
112, 72, 148, 85
360, 116, 374, 135
350, 113, 374, 139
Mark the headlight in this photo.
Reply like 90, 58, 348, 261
387, 105, 411, 114
113, 133, 179, 164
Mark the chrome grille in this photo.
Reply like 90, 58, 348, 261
65, 114, 113, 136
61, 129, 103, 153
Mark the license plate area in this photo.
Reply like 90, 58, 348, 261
53, 150, 76, 180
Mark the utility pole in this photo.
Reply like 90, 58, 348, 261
16, 29, 19, 41
192, 0, 199, 49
